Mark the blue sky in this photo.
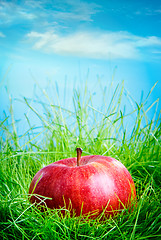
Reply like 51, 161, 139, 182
0, 0, 161, 132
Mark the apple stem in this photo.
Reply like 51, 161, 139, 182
76, 148, 82, 166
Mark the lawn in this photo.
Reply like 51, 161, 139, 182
0, 81, 161, 239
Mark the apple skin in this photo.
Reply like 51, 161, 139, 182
29, 155, 136, 217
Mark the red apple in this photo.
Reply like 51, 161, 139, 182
29, 148, 136, 218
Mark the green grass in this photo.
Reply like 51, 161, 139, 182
0, 80, 161, 240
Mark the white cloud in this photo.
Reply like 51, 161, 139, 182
0, 0, 101, 28
155, 9, 161, 13
0, 32, 5, 37
26, 30, 161, 60
56, 0, 101, 21
134, 7, 161, 16
0, 0, 37, 25
18, 10, 36, 20
25, 0, 101, 22
136, 36, 161, 47
152, 51, 161, 54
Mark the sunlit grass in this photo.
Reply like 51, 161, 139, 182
0, 80, 161, 240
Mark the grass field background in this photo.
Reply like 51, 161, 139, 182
0, 80, 161, 239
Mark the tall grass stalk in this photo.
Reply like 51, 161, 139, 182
0, 80, 160, 240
